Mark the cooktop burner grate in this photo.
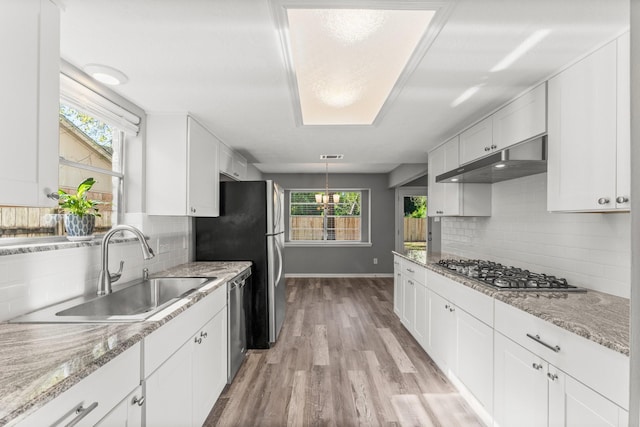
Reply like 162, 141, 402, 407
437, 259, 586, 292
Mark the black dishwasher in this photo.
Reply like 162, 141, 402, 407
227, 268, 251, 383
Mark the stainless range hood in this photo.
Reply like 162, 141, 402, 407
436, 137, 547, 184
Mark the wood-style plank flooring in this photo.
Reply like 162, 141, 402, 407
204, 277, 483, 427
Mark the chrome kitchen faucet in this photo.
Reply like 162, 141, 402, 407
97, 225, 155, 296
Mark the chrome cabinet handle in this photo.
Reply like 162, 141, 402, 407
484, 146, 490, 152
132, 395, 145, 407
491, 144, 497, 149
408, 280, 414, 286
66, 402, 99, 427
526, 333, 561, 353
547, 372, 559, 381
200, 331, 208, 338
532, 363, 543, 370
444, 304, 450, 309
194, 336, 202, 344
597, 197, 610, 205
406, 268, 415, 273
616, 196, 629, 203
449, 307, 455, 312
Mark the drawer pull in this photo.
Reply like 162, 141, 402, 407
406, 268, 415, 273
66, 402, 99, 427
526, 333, 561, 353
408, 280, 414, 286
547, 372, 559, 381
532, 363, 543, 370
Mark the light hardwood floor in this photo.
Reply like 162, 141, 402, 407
205, 277, 483, 427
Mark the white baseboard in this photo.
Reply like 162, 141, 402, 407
285, 273, 393, 278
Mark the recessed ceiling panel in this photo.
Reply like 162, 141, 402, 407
286, 8, 435, 125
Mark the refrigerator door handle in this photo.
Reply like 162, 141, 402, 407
274, 240, 283, 286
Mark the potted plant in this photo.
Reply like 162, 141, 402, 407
58, 177, 103, 240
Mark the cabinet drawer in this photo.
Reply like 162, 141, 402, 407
144, 285, 226, 377
401, 259, 426, 285
18, 342, 141, 427
495, 300, 629, 409
426, 270, 493, 326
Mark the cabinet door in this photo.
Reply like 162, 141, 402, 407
0, 0, 59, 207
493, 83, 546, 151
428, 138, 460, 217
232, 152, 248, 180
615, 32, 630, 210
401, 276, 416, 331
548, 369, 628, 427
145, 341, 193, 427
494, 333, 548, 427
96, 386, 143, 427
547, 40, 617, 212
413, 283, 429, 350
428, 292, 456, 373
219, 142, 234, 176
193, 307, 228, 427
187, 117, 220, 217
393, 258, 403, 316
456, 309, 493, 412
459, 116, 493, 165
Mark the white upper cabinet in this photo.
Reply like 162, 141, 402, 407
493, 83, 547, 150
428, 137, 491, 217
459, 116, 493, 165
547, 33, 629, 212
459, 84, 546, 166
219, 142, 247, 181
0, 0, 59, 207
147, 115, 220, 217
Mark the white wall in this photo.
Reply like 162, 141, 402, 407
0, 215, 190, 322
441, 173, 631, 298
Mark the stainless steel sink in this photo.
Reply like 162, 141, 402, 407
9, 277, 215, 323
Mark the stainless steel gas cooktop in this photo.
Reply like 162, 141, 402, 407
437, 259, 586, 292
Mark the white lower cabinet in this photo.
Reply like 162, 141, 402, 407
494, 332, 549, 427
192, 309, 228, 425
495, 332, 628, 427
146, 339, 194, 426
549, 371, 629, 427
393, 256, 403, 316
144, 285, 228, 427
428, 291, 457, 373
394, 259, 628, 427
95, 386, 144, 427
17, 343, 142, 427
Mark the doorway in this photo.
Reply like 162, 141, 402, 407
395, 187, 427, 254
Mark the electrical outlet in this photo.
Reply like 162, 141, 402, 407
373, 258, 378, 265
156, 238, 170, 254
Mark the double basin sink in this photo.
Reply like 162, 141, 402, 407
11, 277, 216, 323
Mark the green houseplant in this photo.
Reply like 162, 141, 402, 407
58, 177, 102, 239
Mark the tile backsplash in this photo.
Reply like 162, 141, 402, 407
442, 173, 630, 298
0, 215, 191, 322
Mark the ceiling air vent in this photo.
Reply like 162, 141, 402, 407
320, 154, 344, 160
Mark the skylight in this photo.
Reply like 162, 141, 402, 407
286, 8, 436, 125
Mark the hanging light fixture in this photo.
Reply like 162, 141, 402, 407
316, 162, 340, 208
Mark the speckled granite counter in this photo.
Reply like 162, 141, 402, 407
393, 250, 630, 356
0, 261, 251, 426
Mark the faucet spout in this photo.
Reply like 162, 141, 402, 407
97, 225, 155, 296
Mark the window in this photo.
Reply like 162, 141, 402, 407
0, 73, 139, 240
289, 190, 364, 243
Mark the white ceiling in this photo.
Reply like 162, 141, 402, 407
59, 0, 629, 174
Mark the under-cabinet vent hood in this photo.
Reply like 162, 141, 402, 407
436, 137, 547, 184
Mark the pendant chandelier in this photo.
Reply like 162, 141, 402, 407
316, 162, 340, 206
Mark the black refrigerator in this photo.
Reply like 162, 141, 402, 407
195, 180, 286, 349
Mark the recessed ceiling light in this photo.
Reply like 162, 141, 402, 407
83, 64, 129, 86
490, 29, 551, 72
285, 8, 436, 125
451, 178, 459, 182
495, 163, 506, 168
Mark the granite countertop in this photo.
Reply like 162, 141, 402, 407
393, 250, 630, 356
0, 261, 251, 426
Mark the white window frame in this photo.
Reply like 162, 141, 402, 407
286, 188, 372, 247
